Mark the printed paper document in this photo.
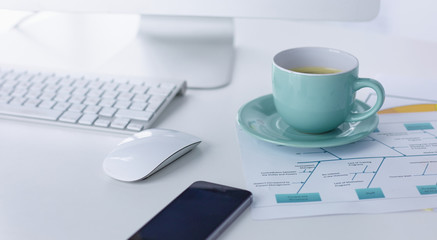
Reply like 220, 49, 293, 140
238, 111, 437, 219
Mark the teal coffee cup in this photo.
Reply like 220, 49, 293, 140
272, 47, 385, 134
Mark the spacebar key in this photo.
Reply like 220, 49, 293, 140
0, 104, 63, 121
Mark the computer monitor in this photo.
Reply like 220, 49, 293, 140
0, 0, 380, 88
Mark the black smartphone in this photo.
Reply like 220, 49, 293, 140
129, 181, 252, 240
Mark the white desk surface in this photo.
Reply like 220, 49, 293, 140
1, 13, 437, 240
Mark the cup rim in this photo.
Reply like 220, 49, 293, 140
273, 47, 359, 76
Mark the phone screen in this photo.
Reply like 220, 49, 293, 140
129, 181, 252, 240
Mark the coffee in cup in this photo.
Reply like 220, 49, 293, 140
290, 66, 342, 74
272, 47, 385, 134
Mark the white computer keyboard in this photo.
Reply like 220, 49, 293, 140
0, 66, 186, 134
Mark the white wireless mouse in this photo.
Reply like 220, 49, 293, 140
103, 128, 201, 182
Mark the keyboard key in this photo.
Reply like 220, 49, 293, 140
110, 117, 130, 129
0, 95, 12, 104
39, 92, 56, 100
148, 87, 173, 96
117, 83, 133, 92
117, 92, 134, 101
86, 89, 103, 97
115, 109, 153, 121
68, 95, 85, 104
68, 103, 86, 112
23, 98, 42, 107
100, 107, 117, 117
113, 100, 131, 109
59, 111, 82, 123
131, 85, 149, 94
83, 97, 100, 106
101, 82, 118, 92
98, 99, 115, 107
87, 80, 103, 89
53, 102, 71, 112
132, 94, 151, 102
94, 117, 111, 127
148, 95, 166, 105
9, 97, 26, 106
83, 105, 101, 114
159, 82, 176, 90
78, 113, 98, 125
129, 102, 148, 111
72, 87, 89, 96
0, 103, 63, 120
126, 121, 145, 131
53, 94, 71, 102
39, 100, 57, 109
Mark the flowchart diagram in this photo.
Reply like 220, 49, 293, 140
239, 115, 437, 210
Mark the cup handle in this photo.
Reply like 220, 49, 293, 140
345, 78, 385, 122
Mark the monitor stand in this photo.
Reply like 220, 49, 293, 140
137, 15, 234, 89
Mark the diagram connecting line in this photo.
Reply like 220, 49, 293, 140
368, 136, 407, 156
423, 163, 430, 176
414, 162, 437, 177
297, 153, 437, 164
320, 147, 341, 160
296, 161, 320, 194
367, 157, 386, 189
423, 130, 437, 138
351, 165, 376, 180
